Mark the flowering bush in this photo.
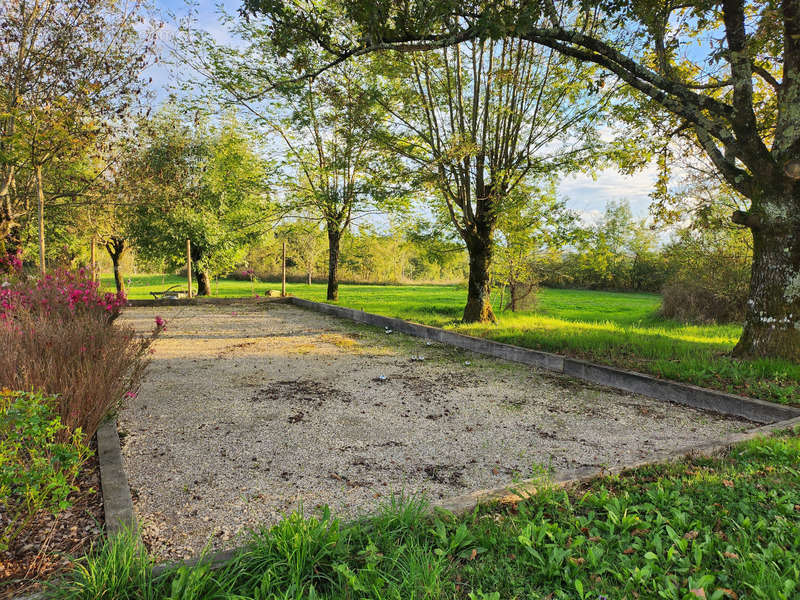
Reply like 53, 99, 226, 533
0, 247, 22, 277
0, 390, 90, 552
0, 268, 126, 324
0, 269, 163, 437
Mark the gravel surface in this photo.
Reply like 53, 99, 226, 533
119, 302, 749, 561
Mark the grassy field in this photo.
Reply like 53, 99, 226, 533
107, 274, 800, 404
52, 428, 800, 599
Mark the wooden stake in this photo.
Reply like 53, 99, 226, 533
36, 164, 45, 276
90, 236, 97, 282
186, 239, 193, 299
281, 240, 287, 297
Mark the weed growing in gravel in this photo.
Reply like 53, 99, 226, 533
52, 431, 800, 599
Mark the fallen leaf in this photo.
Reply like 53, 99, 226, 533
722, 479, 734, 488
469, 548, 477, 561
690, 589, 706, 598
568, 557, 585, 565
718, 589, 738, 599
632, 528, 650, 536
622, 547, 635, 555
588, 536, 602, 542
684, 530, 699, 540
723, 551, 739, 559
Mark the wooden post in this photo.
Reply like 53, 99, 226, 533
281, 240, 287, 297
36, 164, 45, 276
90, 236, 97, 282
186, 239, 193, 299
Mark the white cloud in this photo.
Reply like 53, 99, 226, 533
560, 164, 658, 220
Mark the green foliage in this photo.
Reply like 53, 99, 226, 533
0, 390, 90, 552
54, 433, 800, 599
661, 225, 752, 324
245, 222, 467, 284
52, 527, 155, 600
125, 110, 270, 278
562, 200, 665, 292
494, 182, 580, 311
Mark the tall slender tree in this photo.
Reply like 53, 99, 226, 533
381, 38, 611, 321
172, 18, 408, 301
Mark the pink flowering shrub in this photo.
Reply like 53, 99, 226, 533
0, 268, 126, 325
0, 248, 22, 276
0, 269, 163, 438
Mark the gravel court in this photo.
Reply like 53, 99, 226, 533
118, 302, 749, 561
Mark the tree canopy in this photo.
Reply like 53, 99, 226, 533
240, 0, 799, 358
125, 111, 271, 295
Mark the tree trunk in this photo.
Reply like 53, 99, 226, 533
462, 233, 497, 323
733, 214, 800, 361
327, 229, 341, 301
195, 269, 211, 296
307, 268, 312, 285
112, 258, 125, 295
104, 237, 126, 295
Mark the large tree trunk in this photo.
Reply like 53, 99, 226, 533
733, 209, 800, 360
195, 269, 211, 296
462, 231, 496, 323
326, 228, 341, 301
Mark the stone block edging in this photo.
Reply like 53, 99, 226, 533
126, 296, 286, 308
287, 297, 800, 424
150, 414, 800, 578
96, 418, 136, 536
10, 419, 135, 600
18, 413, 800, 595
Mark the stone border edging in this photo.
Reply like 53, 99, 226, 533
126, 296, 286, 307
93, 298, 798, 581
10, 419, 135, 600
287, 297, 800, 424
149, 414, 800, 578
434, 415, 800, 513
96, 418, 136, 536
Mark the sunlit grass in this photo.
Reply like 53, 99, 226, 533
110, 274, 799, 403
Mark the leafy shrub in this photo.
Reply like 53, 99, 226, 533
226, 267, 258, 281
0, 390, 90, 552
660, 228, 751, 323
0, 269, 162, 437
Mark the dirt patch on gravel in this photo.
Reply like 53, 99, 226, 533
118, 302, 749, 562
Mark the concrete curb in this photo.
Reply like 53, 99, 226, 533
17, 414, 799, 596
126, 296, 286, 308
433, 415, 800, 514
287, 297, 800, 424
96, 418, 136, 536
150, 414, 800, 578
9, 420, 135, 600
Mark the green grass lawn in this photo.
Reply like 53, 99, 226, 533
52, 428, 800, 600
109, 274, 800, 404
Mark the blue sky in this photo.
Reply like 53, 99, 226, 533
150, 0, 658, 225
